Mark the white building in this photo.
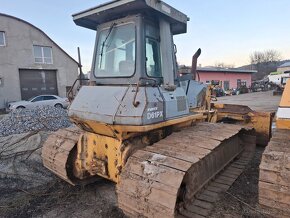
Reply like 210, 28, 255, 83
0, 13, 79, 109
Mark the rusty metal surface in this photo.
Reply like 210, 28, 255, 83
116, 122, 253, 217
41, 126, 83, 185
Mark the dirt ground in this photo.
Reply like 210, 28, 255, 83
0, 91, 282, 218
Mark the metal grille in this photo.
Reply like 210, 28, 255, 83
176, 96, 186, 112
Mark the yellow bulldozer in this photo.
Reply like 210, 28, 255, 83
42, 1, 273, 217
259, 80, 290, 216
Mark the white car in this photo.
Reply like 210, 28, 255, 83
8, 95, 70, 110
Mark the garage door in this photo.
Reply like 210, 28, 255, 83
19, 69, 58, 100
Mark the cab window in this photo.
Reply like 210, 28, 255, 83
145, 24, 162, 78
94, 23, 136, 77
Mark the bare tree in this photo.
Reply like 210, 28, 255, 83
250, 49, 281, 65
250, 49, 282, 80
264, 49, 282, 62
215, 62, 235, 69
250, 51, 265, 65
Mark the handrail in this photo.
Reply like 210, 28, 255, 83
67, 78, 89, 102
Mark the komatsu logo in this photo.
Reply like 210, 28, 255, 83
147, 107, 163, 120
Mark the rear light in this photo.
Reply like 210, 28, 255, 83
65, 99, 69, 102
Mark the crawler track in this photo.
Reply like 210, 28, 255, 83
259, 129, 290, 216
41, 126, 83, 185
179, 151, 253, 217
117, 123, 254, 217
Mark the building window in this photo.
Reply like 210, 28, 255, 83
241, 80, 247, 87
33, 45, 53, 64
224, 81, 230, 90
0, 31, 6, 46
211, 80, 220, 86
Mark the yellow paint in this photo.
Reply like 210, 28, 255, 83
72, 113, 205, 183
280, 80, 290, 107
276, 80, 290, 130
75, 132, 123, 183
71, 113, 204, 140
276, 119, 290, 130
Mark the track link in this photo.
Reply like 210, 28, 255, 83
117, 123, 254, 217
179, 152, 253, 217
41, 126, 83, 185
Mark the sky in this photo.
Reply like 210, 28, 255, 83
1, 0, 290, 72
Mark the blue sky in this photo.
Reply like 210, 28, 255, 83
1, 0, 290, 72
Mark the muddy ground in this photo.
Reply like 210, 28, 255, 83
0, 91, 283, 218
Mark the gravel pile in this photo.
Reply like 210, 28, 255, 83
0, 106, 72, 137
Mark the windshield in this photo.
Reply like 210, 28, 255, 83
27, 96, 35, 101
94, 23, 136, 77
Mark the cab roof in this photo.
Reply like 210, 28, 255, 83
72, 0, 188, 35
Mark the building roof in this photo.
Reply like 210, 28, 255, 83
197, 67, 256, 74
278, 62, 290, 68
0, 13, 79, 65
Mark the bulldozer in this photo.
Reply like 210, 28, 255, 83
259, 80, 290, 216
42, 0, 273, 217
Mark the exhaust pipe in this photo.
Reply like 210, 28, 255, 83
191, 48, 201, 80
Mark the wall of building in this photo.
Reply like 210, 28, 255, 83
0, 14, 78, 109
198, 71, 252, 89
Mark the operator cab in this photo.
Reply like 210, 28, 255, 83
69, 0, 207, 127
92, 16, 162, 85
73, 0, 188, 87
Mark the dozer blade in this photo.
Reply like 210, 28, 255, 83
212, 103, 274, 146
41, 126, 83, 185
259, 129, 290, 216
117, 122, 255, 217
